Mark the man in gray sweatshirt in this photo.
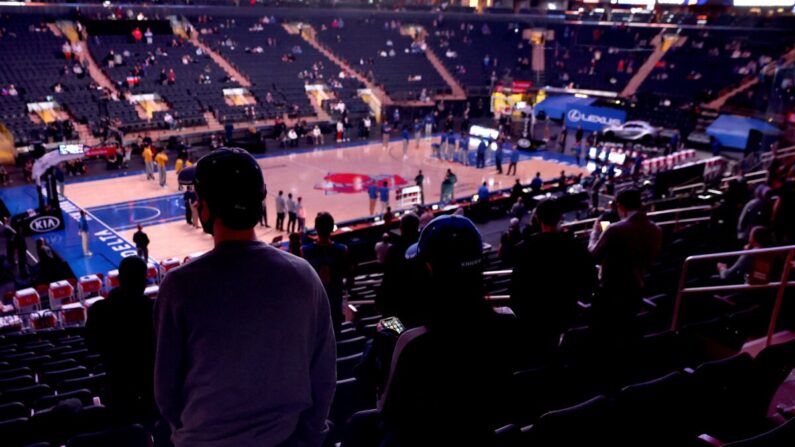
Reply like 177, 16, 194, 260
155, 148, 336, 447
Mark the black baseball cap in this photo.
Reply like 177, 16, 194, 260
405, 215, 484, 273
194, 147, 264, 230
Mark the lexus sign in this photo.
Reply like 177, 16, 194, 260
565, 104, 627, 132
29, 215, 61, 233
566, 109, 622, 127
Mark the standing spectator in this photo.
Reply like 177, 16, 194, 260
296, 197, 306, 232
368, 182, 378, 216
286, 193, 298, 233
379, 181, 390, 213
142, 144, 154, 180
439, 132, 448, 161
381, 120, 392, 150
512, 199, 596, 361
380, 215, 518, 445
302, 212, 350, 333
445, 169, 457, 200
312, 125, 323, 145
167, 68, 176, 85
183, 186, 197, 226
275, 190, 286, 231
131, 27, 143, 43
36, 239, 64, 284
558, 170, 567, 190
401, 126, 410, 159
260, 185, 270, 228
86, 256, 156, 424
144, 28, 153, 45
363, 115, 372, 139
423, 113, 434, 139
414, 170, 425, 204
575, 125, 584, 145
476, 138, 487, 169
375, 213, 421, 323
507, 147, 519, 176
133, 224, 150, 260
155, 149, 335, 446
413, 118, 422, 148
588, 189, 662, 332
78, 210, 92, 257
155, 150, 168, 187
558, 126, 567, 152
0, 165, 9, 185
573, 142, 583, 166
375, 233, 391, 265
494, 141, 504, 174
54, 164, 65, 196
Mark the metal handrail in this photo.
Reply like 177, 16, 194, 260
670, 244, 795, 347
761, 145, 795, 163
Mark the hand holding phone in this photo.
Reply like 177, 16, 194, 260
379, 317, 405, 334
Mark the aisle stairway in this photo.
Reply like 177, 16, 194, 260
298, 25, 393, 107
705, 46, 795, 110
424, 46, 467, 101
621, 31, 685, 98
189, 30, 252, 88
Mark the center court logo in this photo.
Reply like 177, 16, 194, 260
29, 215, 61, 233
315, 173, 408, 194
567, 109, 622, 127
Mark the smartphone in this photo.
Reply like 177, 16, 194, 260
379, 317, 405, 334
600, 221, 610, 232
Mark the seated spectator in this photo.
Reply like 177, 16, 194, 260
379, 215, 519, 446
86, 256, 156, 424
737, 185, 772, 243
155, 149, 335, 446
498, 217, 522, 264
511, 199, 596, 363
717, 226, 774, 284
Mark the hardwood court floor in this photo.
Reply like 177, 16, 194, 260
67, 139, 587, 262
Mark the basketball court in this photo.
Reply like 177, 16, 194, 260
1, 138, 587, 277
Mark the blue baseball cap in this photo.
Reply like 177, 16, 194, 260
405, 215, 484, 272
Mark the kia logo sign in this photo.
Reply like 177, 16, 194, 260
567, 109, 622, 127
29, 216, 61, 233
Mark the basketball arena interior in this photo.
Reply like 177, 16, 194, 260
1, 0, 795, 445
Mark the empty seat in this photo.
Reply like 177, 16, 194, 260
522, 395, 613, 446
724, 417, 795, 447
1, 384, 52, 406
58, 373, 106, 395
40, 367, 89, 385
337, 336, 368, 358
0, 401, 27, 421
0, 375, 36, 391
33, 389, 93, 411
65, 423, 148, 447
337, 353, 364, 380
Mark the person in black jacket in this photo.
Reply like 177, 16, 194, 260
85, 256, 157, 425
132, 224, 150, 261
511, 199, 597, 363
